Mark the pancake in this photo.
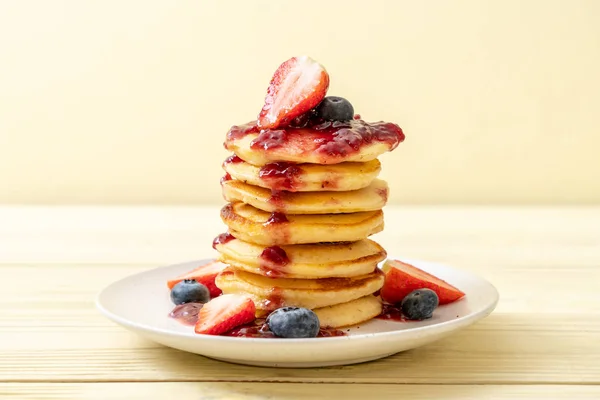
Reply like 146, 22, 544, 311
222, 157, 381, 192
214, 236, 386, 279
224, 120, 404, 165
221, 203, 384, 245
221, 178, 389, 214
313, 295, 382, 328
215, 267, 385, 312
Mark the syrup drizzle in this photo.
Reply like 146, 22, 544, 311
220, 173, 232, 184
259, 246, 289, 278
265, 212, 288, 225
212, 232, 235, 249
223, 154, 244, 164
259, 162, 302, 191
226, 118, 404, 159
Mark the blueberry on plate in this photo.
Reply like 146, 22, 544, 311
315, 96, 354, 121
170, 279, 211, 305
401, 289, 439, 320
267, 307, 320, 338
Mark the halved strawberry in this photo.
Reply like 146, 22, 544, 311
380, 259, 466, 305
195, 294, 256, 335
257, 56, 329, 129
167, 260, 227, 298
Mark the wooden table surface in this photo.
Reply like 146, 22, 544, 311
1, 206, 599, 399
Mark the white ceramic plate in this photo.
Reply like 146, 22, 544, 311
96, 258, 498, 368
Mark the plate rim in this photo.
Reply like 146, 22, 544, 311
96, 258, 499, 344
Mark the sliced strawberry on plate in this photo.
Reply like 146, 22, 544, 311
167, 260, 227, 298
257, 56, 330, 129
380, 259, 466, 305
195, 294, 256, 335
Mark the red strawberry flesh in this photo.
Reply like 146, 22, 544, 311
380, 259, 466, 305
195, 294, 256, 335
257, 56, 329, 129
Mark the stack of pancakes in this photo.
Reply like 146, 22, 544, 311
213, 127, 397, 328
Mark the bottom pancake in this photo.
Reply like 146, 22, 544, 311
313, 295, 382, 328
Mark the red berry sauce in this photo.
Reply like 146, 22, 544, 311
226, 122, 258, 142
220, 173, 232, 184
259, 246, 289, 278
223, 154, 244, 165
376, 187, 389, 202
265, 212, 289, 225
225, 117, 404, 159
268, 189, 286, 210
259, 162, 303, 191
225, 319, 346, 338
212, 232, 235, 249
169, 302, 204, 326
376, 303, 409, 322
259, 287, 285, 311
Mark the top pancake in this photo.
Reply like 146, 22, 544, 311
224, 119, 405, 166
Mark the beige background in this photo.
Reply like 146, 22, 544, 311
1, 0, 599, 205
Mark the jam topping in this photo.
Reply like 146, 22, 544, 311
260, 246, 289, 266
259, 246, 289, 278
212, 232, 235, 249
225, 319, 346, 338
376, 187, 388, 202
220, 173, 232, 184
225, 118, 404, 158
226, 122, 258, 142
169, 302, 204, 326
223, 154, 244, 164
259, 162, 303, 190
376, 303, 409, 322
268, 189, 285, 209
260, 287, 285, 310
265, 212, 288, 225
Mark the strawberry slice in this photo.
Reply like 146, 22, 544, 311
257, 56, 329, 129
380, 259, 466, 305
195, 294, 256, 335
167, 260, 227, 298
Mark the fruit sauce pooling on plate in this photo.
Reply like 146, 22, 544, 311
169, 302, 204, 326
376, 303, 409, 322
224, 319, 346, 338
225, 116, 405, 158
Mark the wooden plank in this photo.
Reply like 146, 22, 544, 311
0, 319, 598, 384
2, 383, 600, 400
1, 206, 599, 264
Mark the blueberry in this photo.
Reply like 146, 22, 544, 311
170, 279, 210, 305
266, 307, 320, 338
401, 289, 439, 320
315, 96, 354, 121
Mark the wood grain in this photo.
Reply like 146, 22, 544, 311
1, 206, 599, 398
2, 383, 600, 400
